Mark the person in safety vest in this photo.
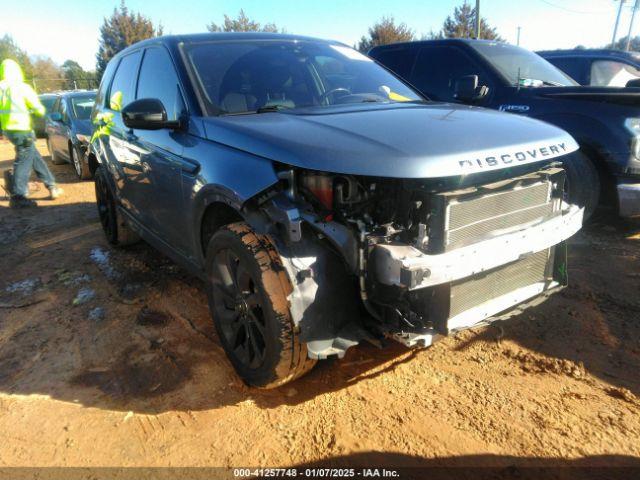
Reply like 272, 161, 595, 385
0, 59, 63, 208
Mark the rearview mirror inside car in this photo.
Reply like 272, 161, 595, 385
454, 75, 489, 103
121, 98, 181, 130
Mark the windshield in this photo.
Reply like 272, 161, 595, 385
183, 40, 423, 115
470, 42, 577, 87
70, 94, 96, 119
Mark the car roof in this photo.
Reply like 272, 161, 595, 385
369, 38, 502, 53
58, 90, 97, 98
537, 48, 640, 60
115, 32, 345, 58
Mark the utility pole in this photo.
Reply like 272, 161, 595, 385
612, 0, 626, 47
626, 0, 640, 51
475, 0, 481, 39
517, 26, 521, 46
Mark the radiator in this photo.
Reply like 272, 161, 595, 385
427, 166, 566, 253
449, 248, 552, 318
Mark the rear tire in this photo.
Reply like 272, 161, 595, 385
94, 167, 140, 247
205, 222, 316, 388
47, 138, 66, 165
561, 150, 600, 222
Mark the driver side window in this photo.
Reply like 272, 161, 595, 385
60, 100, 69, 123
411, 46, 492, 103
136, 47, 185, 121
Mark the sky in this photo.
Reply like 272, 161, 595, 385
1, 0, 634, 70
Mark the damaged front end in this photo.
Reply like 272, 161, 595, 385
245, 161, 583, 359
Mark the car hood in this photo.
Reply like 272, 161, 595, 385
533, 86, 640, 106
201, 103, 578, 178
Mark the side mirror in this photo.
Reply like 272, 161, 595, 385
49, 112, 62, 122
454, 75, 489, 103
626, 78, 640, 88
121, 98, 181, 130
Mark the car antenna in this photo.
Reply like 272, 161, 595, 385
517, 68, 521, 92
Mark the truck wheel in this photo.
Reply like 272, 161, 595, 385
70, 144, 92, 180
47, 138, 65, 165
562, 150, 600, 221
94, 167, 140, 247
205, 222, 316, 388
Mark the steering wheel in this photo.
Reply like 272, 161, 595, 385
319, 87, 351, 104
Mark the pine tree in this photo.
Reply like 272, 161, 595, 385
357, 16, 415, 52
207, 9, 280, 33
95, 1, 163, 79
441, 2, 502, 41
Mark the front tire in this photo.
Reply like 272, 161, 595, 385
71, 144, 92, 180
562, 150, 600, 222
206, 222, 316, 388
94, 167, 139, 247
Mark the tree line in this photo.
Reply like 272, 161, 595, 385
4, 0, 640, 94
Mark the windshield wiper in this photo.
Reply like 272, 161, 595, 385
255, 104, 292, 113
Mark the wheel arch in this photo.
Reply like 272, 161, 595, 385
195, 187, 245, 261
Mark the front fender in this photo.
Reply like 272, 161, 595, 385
531, 112, 629, 173
183, 137, 281, 267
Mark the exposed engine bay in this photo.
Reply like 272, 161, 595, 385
246, 161, 584, 359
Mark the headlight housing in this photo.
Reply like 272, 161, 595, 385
76, 133, 90, 144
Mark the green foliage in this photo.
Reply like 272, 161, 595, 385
357, 16, 415, 52
61, 60, 98, 90
207, 9, 280, 33
0, 34, 33, 82
440, 2, 503, 41
96, 1, 163, 79
611, 36, 640, 52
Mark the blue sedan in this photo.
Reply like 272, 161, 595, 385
45, 90, 96, 179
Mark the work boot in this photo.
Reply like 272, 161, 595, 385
10, 195, 37, 209
3, 169, 14, 196
49, 185, 64, 200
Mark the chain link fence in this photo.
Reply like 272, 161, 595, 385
29, 77, 99, 93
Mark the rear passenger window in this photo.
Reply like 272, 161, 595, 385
591, 60, 640, 87
371, 47, 417, 79
109, 51, 142, 111
411, 46, 491, 103
136, 47, 184, 121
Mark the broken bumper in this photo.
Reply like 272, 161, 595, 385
373, 204, 583, 290
617, 179, 640, 217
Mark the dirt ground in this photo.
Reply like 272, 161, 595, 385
0, 139, 639, 475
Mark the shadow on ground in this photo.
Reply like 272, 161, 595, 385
454, 216, 640, 398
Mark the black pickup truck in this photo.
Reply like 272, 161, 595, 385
370, 39, 640, 218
